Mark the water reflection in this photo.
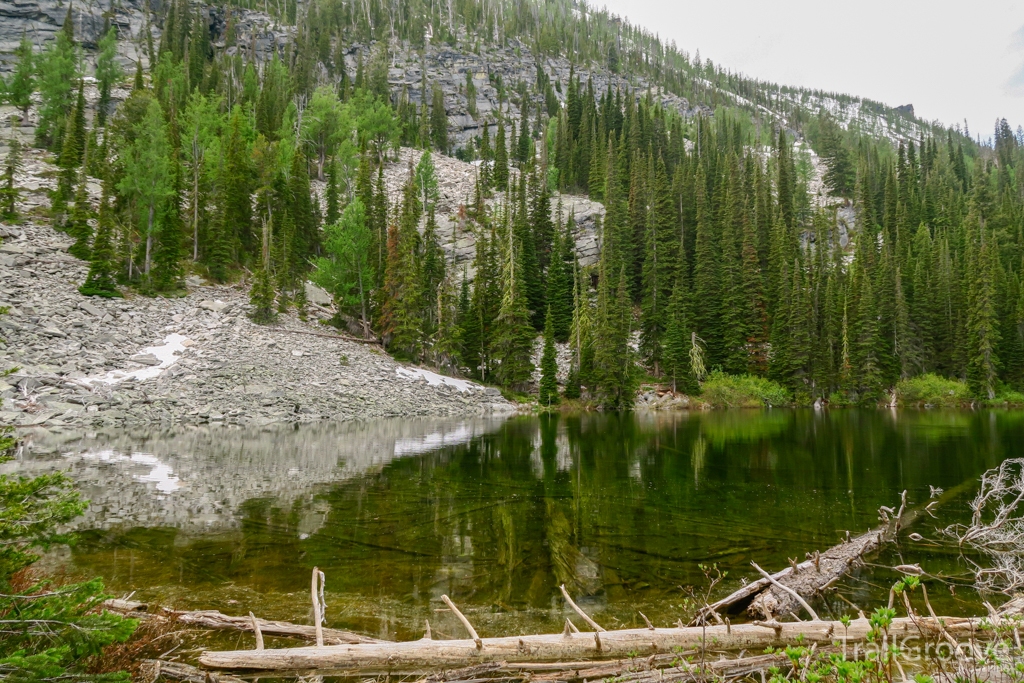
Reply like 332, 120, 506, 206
8, 410, 1024, 639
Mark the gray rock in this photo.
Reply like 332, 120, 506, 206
129, 353, 161, 366
305, 281, 333, 307
199, 300, 230, 313
79, 301, 103, 317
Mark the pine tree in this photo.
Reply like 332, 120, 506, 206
117, 98, 173, 279
35, 9, 78, 148
493, 220, 536, 390
538, 306, 560, 407
325, 158, 340, 226
663, 274, 698, 394
153, 173, 184, 293
592, 265, 635, 408
250, 264, 277, 324
545, 217, 574, 342
66, 170, 92, 260
966, 226, 1001, 399
430, 85, 448, 154
7, 34, 34, 116
380, 175, 423, 359
79, 181, 120, 297
566, 262, 591, 399
0, 138, 20, 221
492, 119, 509, 189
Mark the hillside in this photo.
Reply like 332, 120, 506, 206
1, 0, 1022, 418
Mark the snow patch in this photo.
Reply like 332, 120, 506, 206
83, 333, 191, 386
395, 366, 479, 393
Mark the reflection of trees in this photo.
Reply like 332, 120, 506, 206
61, 410, 1024, 636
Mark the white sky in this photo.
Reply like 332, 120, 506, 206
598, 0, 1024, 142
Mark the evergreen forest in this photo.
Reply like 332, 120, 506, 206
3, 0, 1024, 408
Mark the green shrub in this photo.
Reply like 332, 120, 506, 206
988, 389, 1024, 407
700, 371, 791, 408
895, 374, 970, 407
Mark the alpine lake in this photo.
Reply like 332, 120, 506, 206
9, 409, 1024, 645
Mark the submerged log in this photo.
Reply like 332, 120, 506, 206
199, 615, 987, 672
699, 481, 977, 622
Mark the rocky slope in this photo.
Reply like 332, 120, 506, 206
0, 152, 515, 431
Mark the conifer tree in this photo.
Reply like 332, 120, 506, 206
663, 274, 698, 394
967, 227, 1001, 399
430, 85, 448, 154
492, 119, 509, 189
79, 181, 119, 297
7, 34, 34, 116
35, 9, 78, 148
592, 265, 635, 408
380, 175, 423, 359
66, 170, 92, 260
0, 138, 20, 221
118, 98, 173, 279
538, 307, 560, 406
566, 259, 592, 399
325, 158, 341, 226
545, 218, 574, 342
493, 220, 536, 390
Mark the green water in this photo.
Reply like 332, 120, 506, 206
13, 410, 1024, 642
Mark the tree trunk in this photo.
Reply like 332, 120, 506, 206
200, 615, 989, 672
145, 201, 154, 275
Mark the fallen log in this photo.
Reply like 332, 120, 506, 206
102, 600, 381, 645
420, 649, 813, 683
199, 614, 987, 672
140, 659, 247, 683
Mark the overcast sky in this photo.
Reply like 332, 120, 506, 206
597, 0, 1024, 142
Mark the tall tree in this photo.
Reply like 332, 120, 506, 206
117, 98, 173, 278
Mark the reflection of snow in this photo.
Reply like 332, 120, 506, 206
72, 449, 182, 494
393, 424, 474, 455
130, 453, 182, 493
84, 333, 191, 385
395, 367, 478, 393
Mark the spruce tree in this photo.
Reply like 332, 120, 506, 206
430, 85, 448, 154
538, 306, 560, 407
8, 34, 34, 116
325, 158, 341, 226
118, 98, 173, 279
966, 227, 1001, 399
66, 170, 92, 260
35, 11, 78, 148
0, 138, 21, 221
492, 120, 509, 189
79, 182, 120, 297
545, 218, 574, 342
493, 222, 536, 391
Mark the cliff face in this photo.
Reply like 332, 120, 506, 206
0, 0, 146, 64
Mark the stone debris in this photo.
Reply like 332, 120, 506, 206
0, 149, 516, 430
382, 148, 606, 271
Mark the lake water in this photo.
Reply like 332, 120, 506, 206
9, 410, 1024, 642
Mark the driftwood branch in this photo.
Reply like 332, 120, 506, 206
559, 584, 605, 632
442, 595, 483, 649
